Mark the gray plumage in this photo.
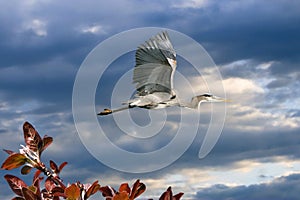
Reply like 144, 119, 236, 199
98, 32, 228, 116
134, 31, 176, 96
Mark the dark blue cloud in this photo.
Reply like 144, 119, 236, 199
195, 173, 300, 200
157, 127, 300, 172
269, 61, 300, 75
168, 1, 300, 66
1, 0, 300, 199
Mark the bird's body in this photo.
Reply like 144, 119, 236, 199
126, 92, 174, 109
98, 31, 228, 116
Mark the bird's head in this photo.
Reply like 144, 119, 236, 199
192, 94, 230, 105
202, 94, 230, 102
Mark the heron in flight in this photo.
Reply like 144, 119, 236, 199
98, 31, 228, 116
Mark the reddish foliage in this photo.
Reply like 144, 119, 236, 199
21, 165, 33, 175
23, 122, 43, 153
158, 187, 184, 200
1, 153, 28, 170
4, 174, 27, 197
22, 121, 53, 156
100, 179, 146, 200
64, 184, 81, 199
85, 181, 101, 199
1, 121, 184, 200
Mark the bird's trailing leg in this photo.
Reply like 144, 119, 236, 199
97, 106, 130, 116
98, 108, 113, 116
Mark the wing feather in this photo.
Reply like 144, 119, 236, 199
134, 31, 176, 96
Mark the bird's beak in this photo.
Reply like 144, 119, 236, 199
223, 99, 232, 102
213, 96, 232, 103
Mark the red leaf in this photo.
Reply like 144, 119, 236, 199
51, 193, 66, 200
40, 135, 53, 154
3, 149, 15, 155
52, 186, 65, 197
85, 180, 100, 199
1, 153, 28, 170
65, 183, 80, 200
23, 122, 42, 153
158, 187, 183, 200
12, 197, 25, 200
58, 161, 68, 172
45, 177, 56, 192
129, 180, 146, 200
119, 183, 130, 194
113, 191, 129, 200
173, 192, 184, 200
4, 174, 27, 196
21, 166, 33, 175
50, 160, 59, 173
42, 185, 65, 198
99, 186, 116, 197
158, 192, 169, 200
159, 187, 172, 200
28, 185, 38, 194
22, 187, 40, 200
33, 170, 42, 183
32, 171, 43, 197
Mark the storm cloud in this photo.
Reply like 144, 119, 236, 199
0, 0, 300, 199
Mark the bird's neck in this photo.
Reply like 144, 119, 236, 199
190, 97, 205, 109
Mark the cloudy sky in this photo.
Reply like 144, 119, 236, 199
1, 0, 300, 199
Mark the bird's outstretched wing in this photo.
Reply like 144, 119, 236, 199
133, 31, 177, 96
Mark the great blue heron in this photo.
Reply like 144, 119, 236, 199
98, 31, 228, 116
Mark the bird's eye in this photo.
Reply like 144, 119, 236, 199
203, 94, 212, 97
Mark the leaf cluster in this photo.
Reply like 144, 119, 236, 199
1, 122, 184, 200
